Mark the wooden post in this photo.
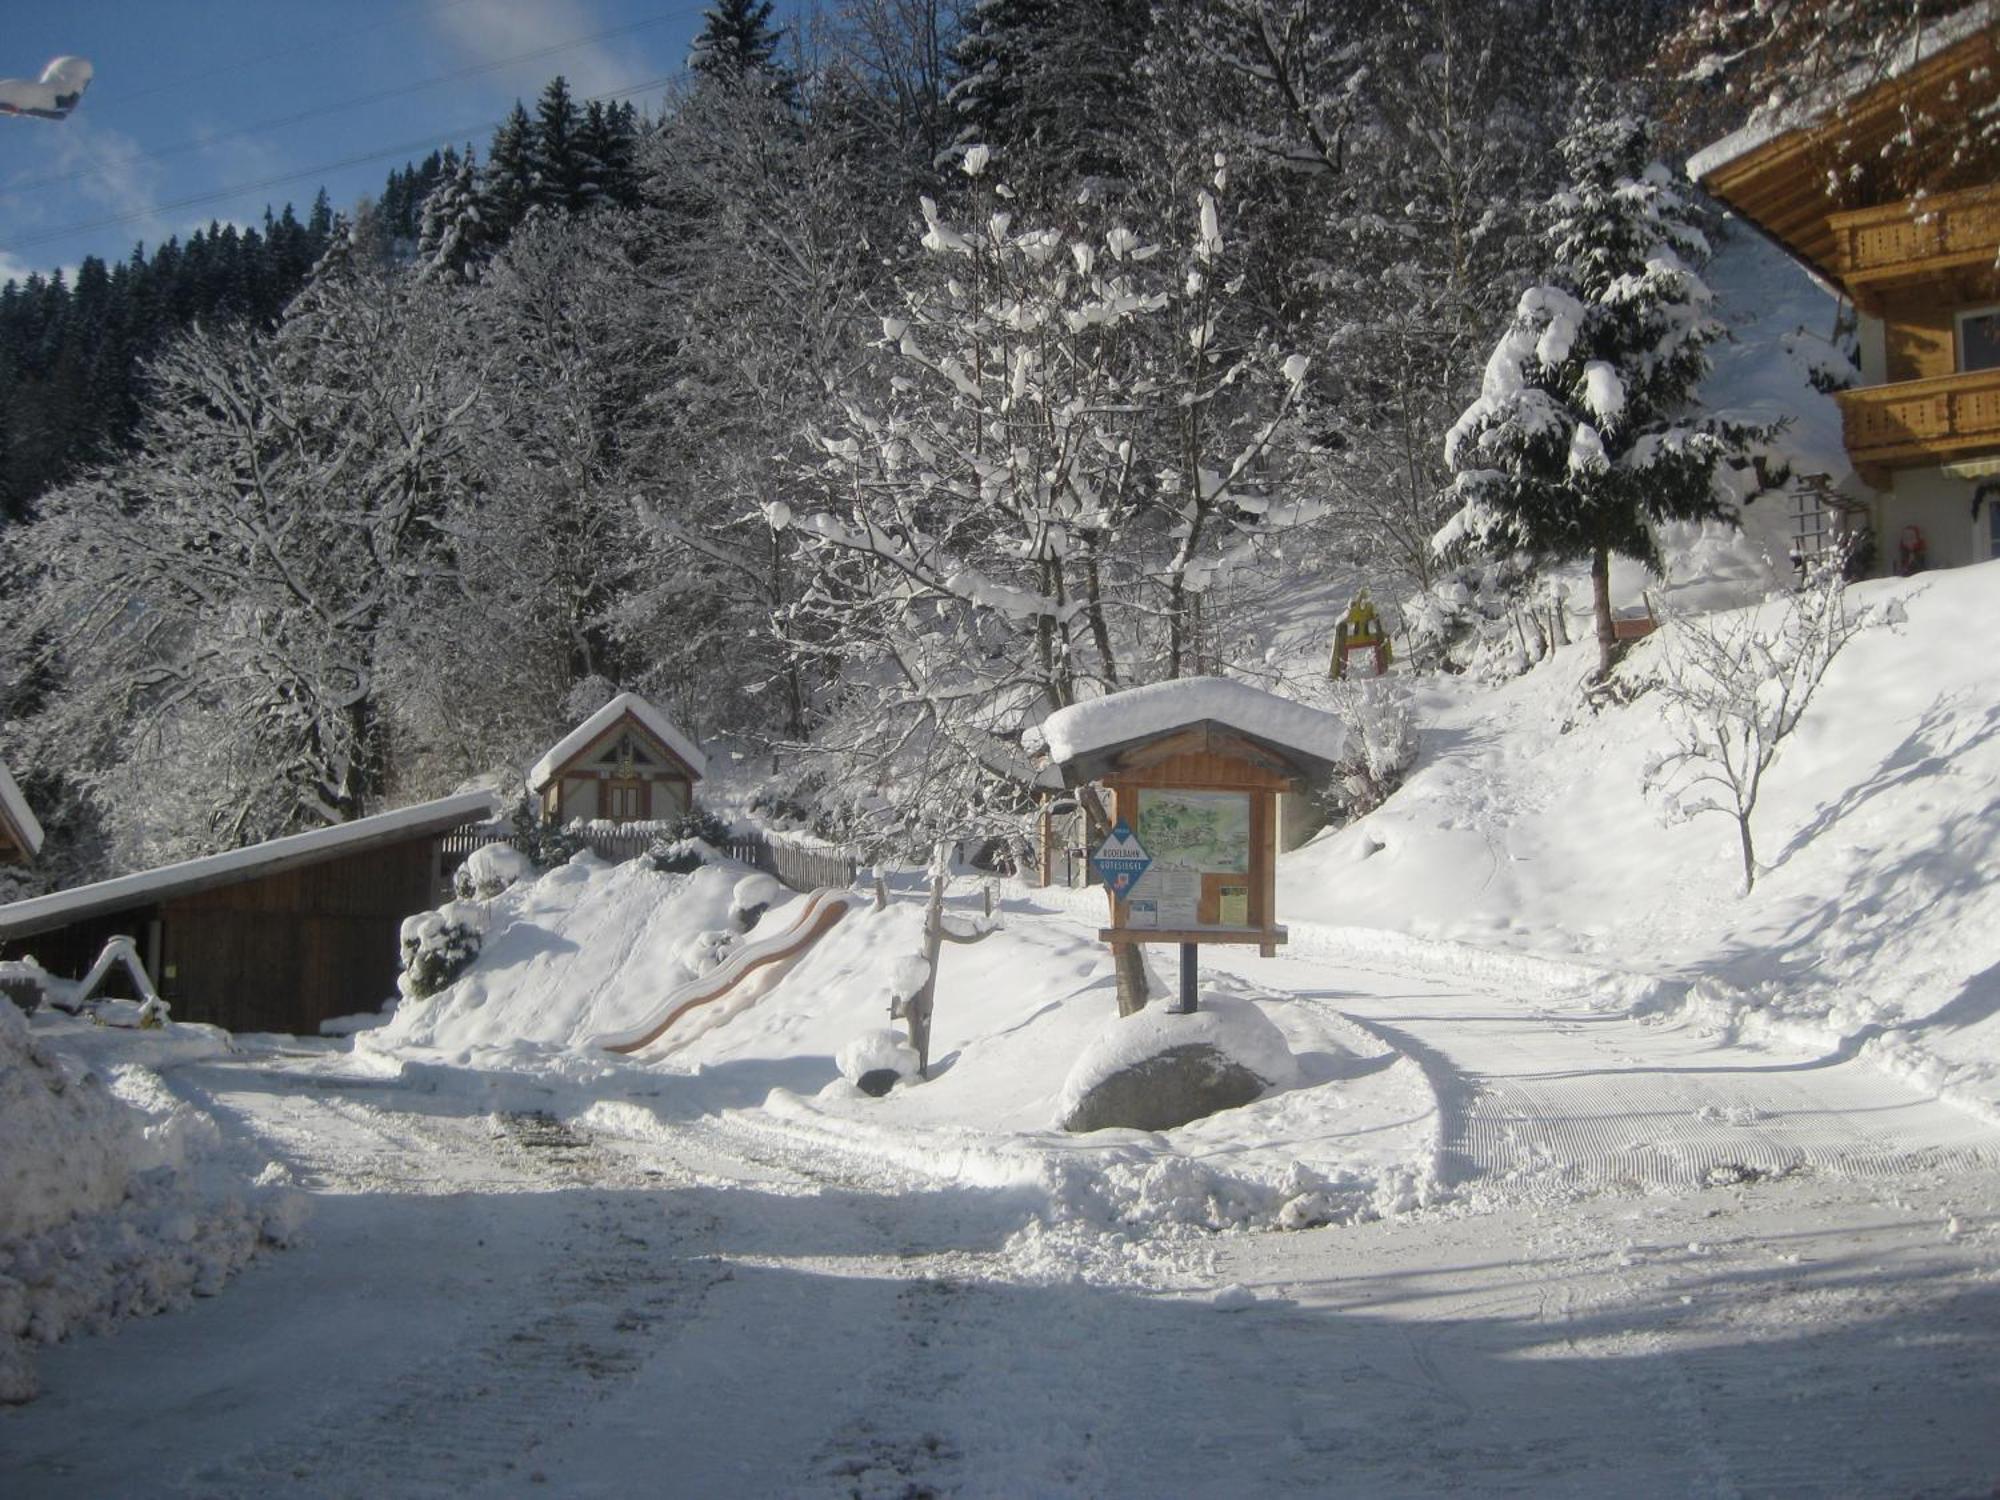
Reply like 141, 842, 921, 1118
1177, 942, 1198, 1014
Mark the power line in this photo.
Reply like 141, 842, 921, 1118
0, 75, 680, 258
4, 13, 677, 198
100, 0, 488, 109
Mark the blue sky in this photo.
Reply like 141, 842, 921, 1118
0, 1, 781, 287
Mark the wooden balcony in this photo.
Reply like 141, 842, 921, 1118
1829, 186, 2000, 294
1836, 366, 2000, 476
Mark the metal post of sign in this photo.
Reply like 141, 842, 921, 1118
1177, 942, 1198, 1013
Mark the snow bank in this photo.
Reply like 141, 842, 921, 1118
1276, 562, 2000, 1110
0, 1006, 303, 1403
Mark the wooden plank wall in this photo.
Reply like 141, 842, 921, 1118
162, 838, 440, 1034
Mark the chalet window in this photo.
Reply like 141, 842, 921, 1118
1957, 306, 2000, 373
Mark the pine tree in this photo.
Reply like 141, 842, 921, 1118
948, 0, 1150, 196
483, 102, 538, 240
1435, 91, 1775, 682
690, 0, 795, 101
417, 147, 489, 283
530, 77, 586, 214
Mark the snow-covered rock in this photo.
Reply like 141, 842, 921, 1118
1056, 990, 1299, 1133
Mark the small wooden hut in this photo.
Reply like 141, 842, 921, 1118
529, 693, 706, 826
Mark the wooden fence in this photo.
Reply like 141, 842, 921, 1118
436, 826, 855, 896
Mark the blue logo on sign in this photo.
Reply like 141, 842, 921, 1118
1091, 820, 1152, 898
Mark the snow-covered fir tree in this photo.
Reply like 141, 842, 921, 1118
690, 0, 796, 101
1434, 90, 1775, 682
416, 146, 488, 283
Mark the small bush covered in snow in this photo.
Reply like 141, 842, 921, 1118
836, 1028, 921, 1094
645, 837, 717, 876
397, 901, 487, 1000
1318, 680, 1418, 822
507, 795, 583, 871
453, 840, 536, 901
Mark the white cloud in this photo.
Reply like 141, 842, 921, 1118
427, 0, 667, 103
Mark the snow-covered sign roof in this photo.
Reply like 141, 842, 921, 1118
528, 693, 706, 791
0, 759, 45, 858
1040, 678, 1345, 783
0, 790, 498, 941
1685, 5, 1994, 183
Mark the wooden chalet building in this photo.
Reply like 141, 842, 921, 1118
531, 692, 705, 825
0, 760, 43, 866
0, 791, 496, 1034
1691, 12, 2000, 572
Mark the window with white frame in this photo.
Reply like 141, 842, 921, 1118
1958, 306, 2000, 373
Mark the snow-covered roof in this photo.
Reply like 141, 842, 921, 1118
528, 693, 706, 791
0, 790, 498, 941
1686, 5, 1994, 183
0, 759, 44, 858
1040, 678, 1345, 780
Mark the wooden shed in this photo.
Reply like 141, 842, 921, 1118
0, 759, 44, 866
0, 791, 495, 1034
530, 692, 706, 826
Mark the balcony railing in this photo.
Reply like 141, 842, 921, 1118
1829, 186, 2000, 289
1835, 365, 2000, 473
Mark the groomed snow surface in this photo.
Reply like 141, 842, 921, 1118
7, 566, 2000, 1490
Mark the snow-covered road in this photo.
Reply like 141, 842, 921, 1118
1225, 949, 2000, 1200
6, 932, 2000, 1498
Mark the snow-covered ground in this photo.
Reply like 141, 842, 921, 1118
6, 228, 1999, 1491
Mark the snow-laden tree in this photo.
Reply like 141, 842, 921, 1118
691, 0, 797, 102
605, 80, 887, 747
788, 153, 1312, 849
415, 145, 488, 285
4, 228, 479, 863
389, 213, 642, 790
1434, 93, 1775, 682
947, 0, 1151, 200
1644, 558, 1871, 894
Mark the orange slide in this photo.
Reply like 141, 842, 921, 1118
590, 886, 864, 1055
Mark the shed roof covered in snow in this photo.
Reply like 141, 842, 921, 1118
529, 693, 706, 792
1039, 678, 1345, 786
0, 759, 45, 861
0, 790, 497, 941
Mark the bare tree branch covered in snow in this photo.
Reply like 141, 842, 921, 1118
1643, 559, 1874, 894
785, 151, 1316, 848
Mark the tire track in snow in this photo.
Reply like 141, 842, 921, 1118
174, 1105, 732, 1499
1239, 950, 2000, 1204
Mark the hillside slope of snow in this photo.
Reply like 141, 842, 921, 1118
1282, 562, 2000, 1106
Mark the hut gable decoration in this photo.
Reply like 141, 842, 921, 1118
1040, 678, 1345, 1010
529, 693, 706, 827
0, 759, 45, 864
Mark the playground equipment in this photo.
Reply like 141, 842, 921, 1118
590, 887, 863, 1055
1331, 590, 1391, 679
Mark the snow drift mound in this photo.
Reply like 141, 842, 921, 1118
365, 852, 768, 1060
0, 1004, 302, 1403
